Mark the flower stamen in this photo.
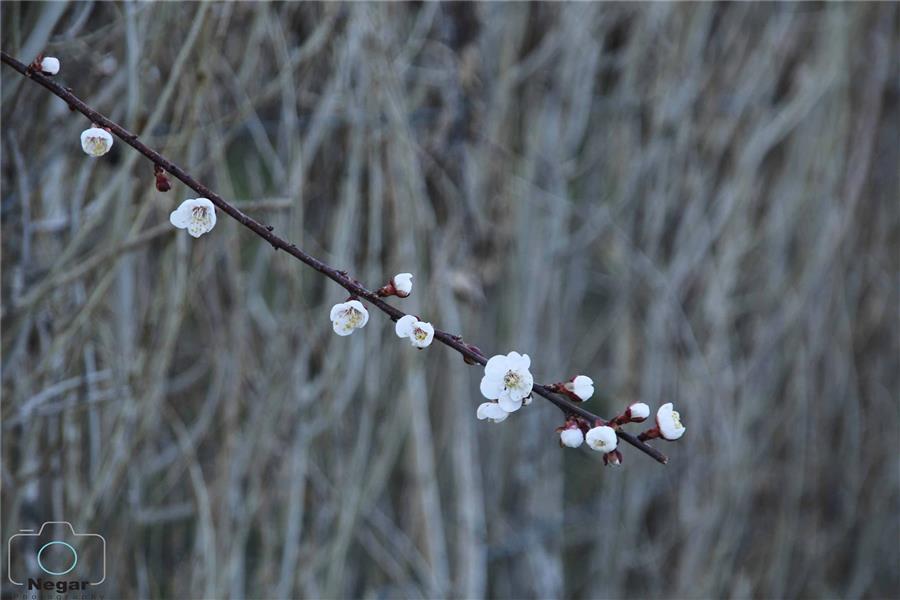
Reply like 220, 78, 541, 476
503, 370, 521, 389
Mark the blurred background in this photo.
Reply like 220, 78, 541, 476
2, 2, 898, 599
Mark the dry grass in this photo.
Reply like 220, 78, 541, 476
2, 3, 898, 599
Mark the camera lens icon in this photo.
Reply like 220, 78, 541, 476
37, 540, 78, 576
7, 521, 105, 586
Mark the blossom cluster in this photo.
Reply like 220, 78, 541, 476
51, 45, 682, 467
550, 400, 684, 465
36, 58, 115, 160
476, 364, 686, 465
327, 273, 433, 351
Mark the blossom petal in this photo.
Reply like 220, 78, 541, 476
332, 319, 353, 336
484, 355, 509, 377
479, 375, 503, 400
497, 392, 523, 413
422, 326, 434, 346
395, 315, 416, 338
477, 402, 508, 422
508, 352, 530, 371
169, 206, 191, 229
330, 302, 347, 322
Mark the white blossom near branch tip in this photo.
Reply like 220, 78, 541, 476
170, 198, 217, 238
564, 375, 594, 401
80, 127, 113, 157
476, 402, 508, 423
330, 300, 369, 336
560, 427, 584, 448
395, 314, 434, 348
40, 57, 59, 75
656, 402, 685, 440
479, 351, 534, 413
393, 273, 413, 297
585, 425, 618, 453
628, 402, 650, 422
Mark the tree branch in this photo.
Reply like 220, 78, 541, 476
1, 50, 667, 465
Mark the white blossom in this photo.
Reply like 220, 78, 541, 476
560, 427, 584, 448
80, 127, 113, 157
628, 402, 650, 422
169, 198, 217, 238
565, 375, 594, 401
479, 351, 534, 413
393, 273, 413, 297
656, 402, 685, 440
40, 57, 60, 75
585, 425, 618, 453
395, 314, 434, 348
476, 402, 509, 423
329, 300, 369, 336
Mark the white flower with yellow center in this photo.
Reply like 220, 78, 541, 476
393, 273, 413, 297
330, 300, 369, 336
564, 375, 594, 401
585, 425, 618, 453
479, 351, 534, 413
656, 403, 685, 440
170, 198, 217, 238
395, 314, 434, 348
476, 402, 509, 423
80, 127, 113, 157
560, 427, 584, 448
40, 57, 60, 75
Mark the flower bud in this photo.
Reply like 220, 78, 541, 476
393, 273, 413, 297
154, 166, 171, 192
563, 375, 594, 401
377, 272, 414, 298
626, 402, 650, 422
559, 425, 584, 448
40, 57, 60, 75
603, 449, 623, 466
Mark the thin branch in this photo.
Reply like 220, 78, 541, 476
1, 50, 667, 465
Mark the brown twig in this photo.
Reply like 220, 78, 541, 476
1, 50, 667, 465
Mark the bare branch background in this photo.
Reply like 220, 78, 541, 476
2, 3, 898, 599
